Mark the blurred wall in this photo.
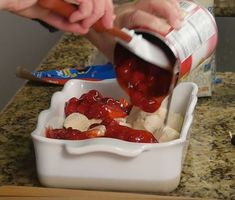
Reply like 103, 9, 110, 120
215, 17, 235, 72
0, 12, 62, 111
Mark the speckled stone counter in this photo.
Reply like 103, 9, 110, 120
0, 33, 234, 200
215, 0, 235, 16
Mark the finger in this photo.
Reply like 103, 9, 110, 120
64, 0, 79, 5
69, 0, 93, 23
152, 0, 181, 28
168, 0, 180, 11
100, 0, 115, 29
122, 9, 171, 34
164, 0, 182, 28
81, 0, 105, 29
16, 3, 89, 34
136, 0, 182, 29
41, 11, 89, 34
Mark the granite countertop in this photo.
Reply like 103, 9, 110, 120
0, 31, 235, 200
214, 0, 235, 17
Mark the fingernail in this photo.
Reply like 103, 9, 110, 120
172, 19, 182, 30
161, 23, 171, 33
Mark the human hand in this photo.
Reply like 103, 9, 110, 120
86, 0, 183, 61
115, 0, 183, 34
1, 0, 115, 35
65, 0, 115, 33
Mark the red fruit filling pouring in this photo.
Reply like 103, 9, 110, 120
114, 38, 176, 113
46, 34, 177, 143
46, 90, 157, 143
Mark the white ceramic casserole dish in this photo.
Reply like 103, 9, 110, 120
31, 79, 198, 192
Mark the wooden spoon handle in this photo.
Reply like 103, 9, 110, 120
38, 0, 76, 18
16, 66, 44, 82
38, 0, 132, 42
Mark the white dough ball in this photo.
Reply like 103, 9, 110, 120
144, 115, 164, 133
157, 126, 180, 143
64, 113, 90, 131
155, 107, 167, 120
167, 112, 184, 132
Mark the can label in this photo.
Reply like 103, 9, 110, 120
166, 8, 215, 61
151, 0, 218, 78
181, 0, 217, 97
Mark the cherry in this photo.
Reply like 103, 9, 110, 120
86, 102, 107, 119
130, 71, 146, 87
115, 59, 133, 82
64, 97, 79, 116
119, 98, 132, 113
80, 90, 102, 103
101, 117, 118, 127
101, 97, 119, 106
76, 101, 89, 115
129, 89, 144, 107
105, 104, 127, 119
105, 123, 130, 141
128, 130, 157, 143
46, 127, 89, 140
105, 123, 157, 143
141, 97, 161, 113
115, 57, 171, 113
137, 83, 148, 94
146, 74, 156, 87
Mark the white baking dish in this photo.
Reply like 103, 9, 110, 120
31, 79, 198, 192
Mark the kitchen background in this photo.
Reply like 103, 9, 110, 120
0, 0, 234, 111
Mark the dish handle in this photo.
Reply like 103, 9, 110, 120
64, 138, 151, 157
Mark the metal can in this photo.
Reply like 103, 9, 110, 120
113, 0, 218, 112
182, 0, 216, 97
116, 0, 218, 79
159, 0, 217, 78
